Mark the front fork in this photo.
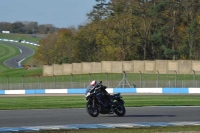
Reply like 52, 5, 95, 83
112, 99, 124, 109
92, 97, 95, 108
118, 99, 125, 105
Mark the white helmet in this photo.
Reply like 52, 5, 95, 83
90, 80, 97, 86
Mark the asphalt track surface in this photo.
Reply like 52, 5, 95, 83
0, 106, 200, 128
2, 41, 34, 68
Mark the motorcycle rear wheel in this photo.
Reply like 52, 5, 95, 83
86, 101, 99, 117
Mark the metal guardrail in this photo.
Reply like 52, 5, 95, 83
0, 38, 39, 46
0, 72, 199, 90
0, 80, 198, 90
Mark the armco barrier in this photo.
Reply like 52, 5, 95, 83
0, 88, 200, 95
0, 38, 39, 46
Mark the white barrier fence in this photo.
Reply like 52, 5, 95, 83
0, 38, 39, 46
0, 88, 200, 95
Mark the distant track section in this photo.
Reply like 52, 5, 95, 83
2, 42, 34, 68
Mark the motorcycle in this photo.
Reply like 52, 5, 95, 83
85, 81, 126, 117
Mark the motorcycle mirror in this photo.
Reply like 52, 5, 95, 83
99, 81, 102, 84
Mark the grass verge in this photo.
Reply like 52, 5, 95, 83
0, 68, 42, 77
0, 43, 20, 72
0, 33, 42, 42
0, 95, 200, 110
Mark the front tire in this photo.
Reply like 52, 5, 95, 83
114, 105, 126, 116
86, 101, 99, 117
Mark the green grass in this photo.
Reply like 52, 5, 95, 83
0, 43, 20, 72
0, 68, 42, 77
0, 43, 20, 62
0, 33, 42, 42
0, 95, 199, 110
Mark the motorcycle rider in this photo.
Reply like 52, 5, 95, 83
86, 80, 110, 106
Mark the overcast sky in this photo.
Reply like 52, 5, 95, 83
0, 0, 97, 28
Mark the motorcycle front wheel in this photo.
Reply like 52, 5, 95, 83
86, 101, 99, 117
114, 105, 126, 116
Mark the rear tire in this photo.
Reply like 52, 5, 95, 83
86, 101, 99, 117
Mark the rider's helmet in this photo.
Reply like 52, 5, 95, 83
90, 80, 97, 87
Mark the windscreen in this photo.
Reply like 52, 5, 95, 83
85, 85, 92, 94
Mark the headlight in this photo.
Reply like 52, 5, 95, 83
85, 92, 90, 97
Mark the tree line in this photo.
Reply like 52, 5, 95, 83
0, 21, 59, 34
33, 0, 200, 64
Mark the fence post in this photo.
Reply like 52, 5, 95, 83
89, 73, 91, 82
71, 73, 73, 88
53, 74, 56, 89
157, 70, 159, 88
182, 80, 184, 88
38, 75, 40, 89
7, 75, 9, 90
193, 70, 196, 87
139, 71, 142, 87
106, 72, 108, 87
174, 70, 177, 88
22, 75, 24, 89
123, 71, 126, 88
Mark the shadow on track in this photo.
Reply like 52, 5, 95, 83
106, 115, 176, 117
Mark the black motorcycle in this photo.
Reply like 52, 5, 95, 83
85, 81, 126, 117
